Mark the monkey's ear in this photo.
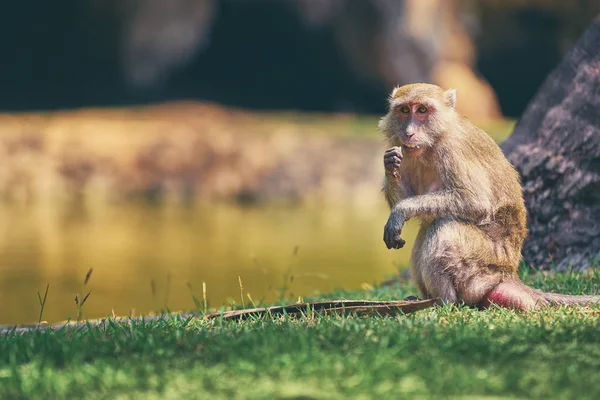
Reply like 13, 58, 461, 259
445, 89, 457, 108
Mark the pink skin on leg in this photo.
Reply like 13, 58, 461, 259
479, 282, 536, 311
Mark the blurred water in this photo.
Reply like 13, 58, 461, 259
0, 201, 417, 325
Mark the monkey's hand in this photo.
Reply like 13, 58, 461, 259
384, 147, 403, 183
383, 209, 406, 249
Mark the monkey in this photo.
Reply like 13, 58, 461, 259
378, 83, 600, 311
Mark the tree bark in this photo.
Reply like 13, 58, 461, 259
501, 15, 600, 271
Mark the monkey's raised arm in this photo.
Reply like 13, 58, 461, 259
383, 189, 487, 249
382, 146, 415, 208
394, 189, 485, 221
382, 175, 415, 209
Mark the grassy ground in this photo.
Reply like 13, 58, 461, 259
1, 266, 600, 400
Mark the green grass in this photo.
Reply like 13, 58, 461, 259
1, 266, 600, 399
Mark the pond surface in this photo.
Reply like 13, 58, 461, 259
0, 201, 418, 324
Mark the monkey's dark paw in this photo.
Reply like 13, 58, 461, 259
384, 147, 403, 178
383, 211, 406, 249
403, 295, 421, 301
384, 235, 405, 249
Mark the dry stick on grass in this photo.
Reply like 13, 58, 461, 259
203, 298, 439, 321
0, 298, 439, 333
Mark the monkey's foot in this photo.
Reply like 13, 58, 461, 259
403, 295, 422, 301
384, 147, 403, 181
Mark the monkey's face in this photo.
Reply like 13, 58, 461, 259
379, 84, 457, 158
389, 103, 435, 157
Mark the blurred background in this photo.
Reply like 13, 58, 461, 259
0, 0, 598, 324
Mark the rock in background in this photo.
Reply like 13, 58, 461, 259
502, 15, 600, 271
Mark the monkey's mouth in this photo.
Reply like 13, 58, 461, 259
402, 143, 423, 152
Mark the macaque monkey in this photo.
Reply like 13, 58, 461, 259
379, 83, 600, 310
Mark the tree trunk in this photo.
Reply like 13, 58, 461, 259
501, 15, 600, 271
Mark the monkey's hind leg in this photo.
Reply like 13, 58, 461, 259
408, 227, 434, 301
414, 219, 460, 305
418, 218, 509, 307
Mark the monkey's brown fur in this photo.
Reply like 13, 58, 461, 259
379, 83, 600, 310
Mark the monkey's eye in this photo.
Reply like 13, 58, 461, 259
397, 105, 410, 114
416, 105, 428, 113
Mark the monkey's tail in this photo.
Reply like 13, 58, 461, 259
481, 279, 600, 310
539, 291, 600, 306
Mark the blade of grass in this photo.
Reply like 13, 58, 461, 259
37, 284, 50, 324
202, 281, 207, 315
84, 268, 93, 285
238, 276, 245, 309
